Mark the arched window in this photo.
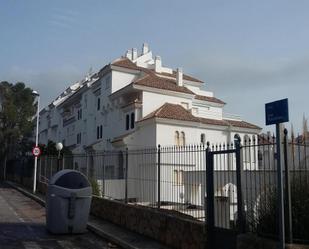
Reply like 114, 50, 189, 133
234, 134, 241, 144
180, 131, 186, 146
175, 131, 180, 146
244, 134, 250, 162
201, 133, 206, 145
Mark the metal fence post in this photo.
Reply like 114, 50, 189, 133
102, 152, 105, 198
62, 155, 65, 170
235, 138, 246, 233
125, 148, 128, 204
158, 145, 161, 209
284, 128, 293, 243
206, 142, 214, 249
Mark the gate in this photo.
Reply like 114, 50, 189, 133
206, 140, 245, 249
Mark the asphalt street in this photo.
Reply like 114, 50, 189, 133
0, 184, 119, 249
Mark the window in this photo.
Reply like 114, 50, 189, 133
173, 170, 183, 185
244, 134, 250, 162
105, 76, 111, 89
234, 134, 241, 144
97, 126, 100, 139
100, 125, 103, 139
97, 98, 101, 110
126, 114, 130, 130
130, 112, 135, 129
77, 133, 81, 144
201, 133, 206, 145
175, 131, 180, 145
180, 132, 186, 146
77, 109, 82, 120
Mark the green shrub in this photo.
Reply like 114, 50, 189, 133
89, 178, 101, 196
255, 176, 309, 241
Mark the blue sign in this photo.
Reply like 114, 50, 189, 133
265, 98, 289, 125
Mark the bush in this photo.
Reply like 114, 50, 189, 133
255, 176, 309, 241
89, 178, 101, 196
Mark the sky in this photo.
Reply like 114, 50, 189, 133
1, 0, 309, 134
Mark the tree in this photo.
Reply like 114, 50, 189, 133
0, 81, 36, 179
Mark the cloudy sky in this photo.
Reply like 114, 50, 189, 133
1, 0, 308, 133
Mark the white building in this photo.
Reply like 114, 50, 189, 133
38, 43, 261, 152
38, 44, 262, 211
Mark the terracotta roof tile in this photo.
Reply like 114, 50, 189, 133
112, 58, 140, 70
195, 95, 225, 105
199, 117, 229, 126
226, 119, 261, 130
139, 103, 261, 130
155, 71, 204, 83
134, 74, 194, 95
140, 103, 200, 122
112, 57, 204, 83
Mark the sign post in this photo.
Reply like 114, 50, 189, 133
265, 98, 289, 249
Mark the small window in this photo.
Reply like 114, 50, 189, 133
201, 133, 206, 144
105, 76, 111, 89
97, 126, 100, 139
97, 98, 101, 110
130, 112, 135, 129
173, 170, 183, 185
126, 114, 130, 130
100, 125, 103, 139
180, 132, 186, 146
175, 131, 180, 146
76, 133, 81, 144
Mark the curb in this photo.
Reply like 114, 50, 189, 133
5, 181, 136, 249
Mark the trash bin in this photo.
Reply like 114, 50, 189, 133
46, 169, 92, 234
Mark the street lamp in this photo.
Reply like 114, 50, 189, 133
56, 142, 63, 171
32, 90, 40, 193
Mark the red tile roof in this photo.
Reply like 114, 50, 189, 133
195, 94, 225, 105
155, 71, 204, 83
134, 74, 194, 95
139, 103, 261, 130
140, 103, 200, 123
112, 58, 140, 70
112, 57, 204, 83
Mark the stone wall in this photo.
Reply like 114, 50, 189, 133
91, 197, 205, 249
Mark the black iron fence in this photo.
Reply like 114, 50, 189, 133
8, 130, 306, 243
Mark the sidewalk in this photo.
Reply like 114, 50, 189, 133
5, 181, 171, 249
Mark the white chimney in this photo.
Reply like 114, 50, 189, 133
142, 43, 149, 54
132, 48, 138, 60
125, 49, 132, 60
154, 56, 162, 73
176, 67, 183, 86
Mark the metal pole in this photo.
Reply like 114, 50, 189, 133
206, 143, 214, 249
158, 145, 161, 209
125, 148, 128, 204
235, 138, 245, 232
283, 128, 293, 243
276, 123, 285, 249
33, 95, 40, 193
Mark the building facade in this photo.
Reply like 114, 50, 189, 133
38, 43, 261, 153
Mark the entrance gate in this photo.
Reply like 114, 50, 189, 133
205, 141, 245, 249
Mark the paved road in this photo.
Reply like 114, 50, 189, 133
0, 184, 119, 249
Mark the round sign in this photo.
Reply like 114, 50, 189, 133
32, 146, 41, 157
